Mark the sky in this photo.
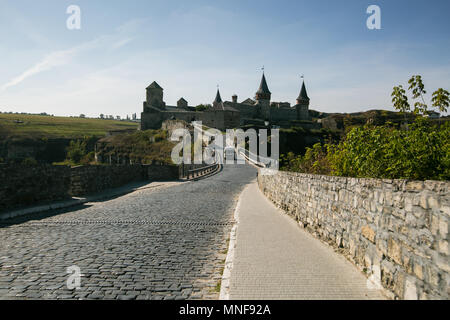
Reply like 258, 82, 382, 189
0, 0, 449, 118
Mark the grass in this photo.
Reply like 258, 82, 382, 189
0, 113, 138, 139
96, 129, 176, 164
214, 281, 221, 293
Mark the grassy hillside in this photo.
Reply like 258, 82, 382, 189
0, 113, 138, 139
96, 130, 175, 164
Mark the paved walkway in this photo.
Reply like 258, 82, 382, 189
228, 182, 385, 300
0, 164, 256, 300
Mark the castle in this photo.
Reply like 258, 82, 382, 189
140, 73, 311, 131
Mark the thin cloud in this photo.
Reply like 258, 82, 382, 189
1, 49, 76, 91
111, 37, 134, 50
1, 19, 142, 91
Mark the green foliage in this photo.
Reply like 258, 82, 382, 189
0, 113, 137, 139
331, 119, 449, 180
21, 157, 38, 166
66, 140, 87, 164
281, 143, 332, 175
281, 118, 450, 181
408, 75, 428, 115
391, 85, 410, 114
153, 131, 167, 142
432, 88, 450, 114
65, 137, 97, 165
195, 104, 211, 112
96, 129, 175, 164
392, 75, 449, 117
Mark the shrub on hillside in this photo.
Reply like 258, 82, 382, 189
281, 118, 450, 181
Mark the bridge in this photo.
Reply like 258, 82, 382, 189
0, 163, 384, 300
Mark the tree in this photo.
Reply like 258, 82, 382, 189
195, 104, 211, 112
100, 114, 105, 119
431, 88, 450, 114
66, 140, 86, 164
408, 75, 428, 115
392, 75, 449, 123
391, 85, 410, 125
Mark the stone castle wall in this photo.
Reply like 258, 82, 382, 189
0, 164, 71, 212
0, 164, 180, 212
258, 170, 449, 300
141, 108, 240, 131
69, 165, 146, 196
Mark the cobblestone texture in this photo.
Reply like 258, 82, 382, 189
0, 164, 256, 300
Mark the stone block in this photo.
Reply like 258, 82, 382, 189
404, 277, 418, 300
438, 240, 448, 256
388, 237, 403, 265
427, 195, 440, 209
419, 194, 429, 210
393, 271, 405, 298
413, 261, 424, 280
361, 225, 376, 243
439, 218, 449, 239
424, 264, 440, 287
405, 181, 424, 192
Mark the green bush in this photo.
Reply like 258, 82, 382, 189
21, 157, 38, 166
281, 118, 450, 180
66, 140, 87, 164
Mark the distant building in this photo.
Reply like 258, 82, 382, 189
140, 72, 311, 131
425, 111, 440, 119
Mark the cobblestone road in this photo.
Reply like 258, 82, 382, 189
0, 164, 257, 300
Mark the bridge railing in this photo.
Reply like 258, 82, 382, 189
237, 147, 278, 169
180, 152, 221, 180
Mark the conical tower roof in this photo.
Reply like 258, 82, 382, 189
146, 81, 163, 90
256, 73, 271, 95
214, 89, 222, 104
297, 81, 309, 101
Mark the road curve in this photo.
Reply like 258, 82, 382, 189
0, 164, 257, 300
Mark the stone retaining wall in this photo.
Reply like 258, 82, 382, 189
0, 164, 71, 212
0, 164, 180, 212
258, 170, 449, 300
69, 164, 180, 196
69, 165, 146, 196
146, 164, 180, 182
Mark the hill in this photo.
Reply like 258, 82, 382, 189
0, 113, 138, 139
95, 129, 175, 164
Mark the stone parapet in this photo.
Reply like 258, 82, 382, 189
258, 170, 449, 300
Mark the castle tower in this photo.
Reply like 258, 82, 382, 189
212, 88, 224, 109
146, 81, 165, 109
177, 97, 188, 108
255, 72, 271, 120
296, 81, 310, 107
255, 72, 271, 105
296, 80, 310, 120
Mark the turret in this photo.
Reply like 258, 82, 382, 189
255, 73, 271, 103
296, 80, 310, 120
213, 89, 223, 109
296, 81, 310, 107
146, 81, 165, 109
